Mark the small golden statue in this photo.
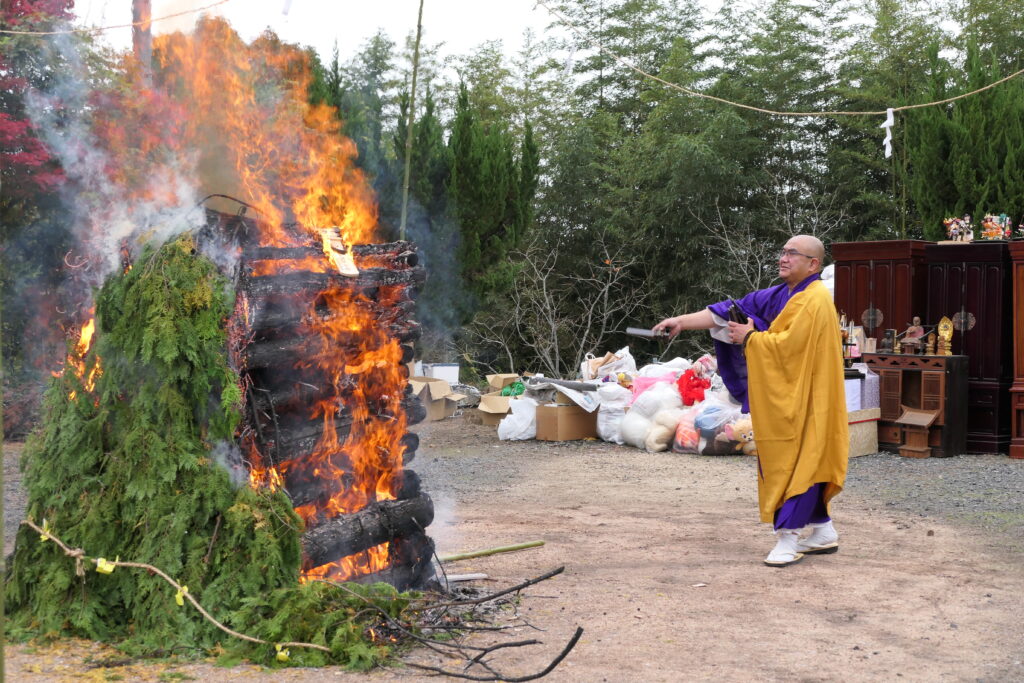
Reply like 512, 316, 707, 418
937, 316, 954, 355
926, 332, 936, 356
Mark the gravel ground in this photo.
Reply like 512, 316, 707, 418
5, 416, 1024, 681
845, 450, 1024, 552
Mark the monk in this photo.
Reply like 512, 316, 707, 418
654, 235, 848, 567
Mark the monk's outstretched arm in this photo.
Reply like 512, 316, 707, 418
653, 310, 715, 337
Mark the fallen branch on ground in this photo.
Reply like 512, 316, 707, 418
406, 627, 584, 681
439, 540, 545, 563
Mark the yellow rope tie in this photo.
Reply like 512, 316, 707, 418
22, 518, 331, 654
0, 0, 232, 36
534, 0, 1024, 118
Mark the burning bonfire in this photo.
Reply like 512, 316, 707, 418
6, 16, 434, 664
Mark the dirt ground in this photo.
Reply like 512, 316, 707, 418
5, 412, 1024, 682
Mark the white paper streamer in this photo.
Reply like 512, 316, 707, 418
282, 0, 293, 15
880, 107, 894, 158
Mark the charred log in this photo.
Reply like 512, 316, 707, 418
400, 432, 419, 464
244, 242, 419, 270
242, 268, 425, 299
248, 380, 329, 413
346, 531, 436, 591
284, 466, 420, 510
246, 306, 421, 344
244, 336, 415, 371
243, 337, 308, 370
255, 397, 423, 465
301, 493, 434, 569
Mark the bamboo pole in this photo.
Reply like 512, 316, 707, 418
438, 540, 545, 563
398, 0, 425, 240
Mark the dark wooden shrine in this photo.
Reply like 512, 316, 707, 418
832, 240, 929, 343
862, 353, 967, 457
924, 241, 1012, 453
1008, 242, 1024, 459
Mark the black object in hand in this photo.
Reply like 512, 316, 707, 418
728, 301, 745, 324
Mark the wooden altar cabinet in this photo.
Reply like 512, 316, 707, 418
832, 240, 930, 343
862, 353, 967, 457
1008, 241, 1024, 459
924, 242, 1012, 453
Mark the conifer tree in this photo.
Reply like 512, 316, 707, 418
904, 42, 956, 240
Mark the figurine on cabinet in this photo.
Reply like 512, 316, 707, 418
937, 316, 954, 356
904, 316, 926, 340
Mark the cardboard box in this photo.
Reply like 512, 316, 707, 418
486, 373, 520, 391
409, 376, 467, 421
848, 407, 880, 457
552, 388, 600, 411
478, 391, 512, 426
536, 404, 598, 441
426, 363, 460, 384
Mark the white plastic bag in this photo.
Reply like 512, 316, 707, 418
591, 346, 637, 380
596, 383, 632, 444
637, 357, 691, 377
497, 397, 539, 441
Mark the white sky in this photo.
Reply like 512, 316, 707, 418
73, 0, 555, 63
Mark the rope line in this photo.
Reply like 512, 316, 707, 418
0, 0, 232, 36
22, 518, 331, 654
535, 0, 1024, 117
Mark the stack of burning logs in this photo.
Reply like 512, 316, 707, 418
209, 210, 436, 591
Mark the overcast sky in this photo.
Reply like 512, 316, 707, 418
73, 0, 555, 62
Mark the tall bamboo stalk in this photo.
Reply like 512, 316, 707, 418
399, 0, 425, 240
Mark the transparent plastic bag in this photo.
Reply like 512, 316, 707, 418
694, 398, 742, 455
671, 406, 701, 453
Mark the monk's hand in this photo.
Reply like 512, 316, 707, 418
726, 318, 754, 344
652, 316, 682, 338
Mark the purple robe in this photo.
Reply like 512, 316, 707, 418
706, 273, 821, 413
707, 273, 829, 529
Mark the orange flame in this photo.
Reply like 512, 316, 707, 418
150, 18, 378, 247
63, 310, 101, 401
134, 19, 409, 582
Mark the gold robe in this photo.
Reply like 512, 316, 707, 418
744, 280, 848, 523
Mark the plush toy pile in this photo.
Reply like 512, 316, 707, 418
590, 351, 757, 456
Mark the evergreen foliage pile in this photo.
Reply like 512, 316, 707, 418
5, 235, 412, 668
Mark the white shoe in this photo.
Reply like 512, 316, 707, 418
796, 521, 839, 555
764, 529, 804, 567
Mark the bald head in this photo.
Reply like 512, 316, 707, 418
792, 235, 824, 269
779, 234, 825, 287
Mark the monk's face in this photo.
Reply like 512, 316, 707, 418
778, 236, 821, 286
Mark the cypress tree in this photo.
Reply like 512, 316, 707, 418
517, 120, 539, 241
906, 44, 957, 240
